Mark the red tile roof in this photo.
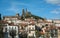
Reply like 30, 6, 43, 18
8, 22, 14, 26
29, 20, 36, 25
20, 23, 28, 26
0, 20, 8, 24
39, 31, 45, 35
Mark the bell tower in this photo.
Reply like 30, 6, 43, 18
21, 9, 25, 20
25, 8, 28, 16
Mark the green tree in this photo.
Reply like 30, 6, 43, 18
9, 30, 16, 38
35, 30, 40, 38
0, 24, 4, 38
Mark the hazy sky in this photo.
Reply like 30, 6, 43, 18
0, 0, 60, 19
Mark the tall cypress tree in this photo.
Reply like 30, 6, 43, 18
0, 14, 1, 20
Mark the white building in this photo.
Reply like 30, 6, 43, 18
27, 21, 36, 38
53, 19, 60, 27
3, 24, 19, 38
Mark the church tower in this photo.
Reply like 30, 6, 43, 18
25, 8, 28, 16
21, 9, 25, 20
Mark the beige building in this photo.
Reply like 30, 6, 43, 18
53, 19, 60, 38
3, 13, 21, 23
2, 8, 60, 38
27, 22, 36, 38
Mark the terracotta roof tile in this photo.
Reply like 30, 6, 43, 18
20, 23, 27, 26
8, 22, 14, 26
39, 31, 45, 35
0, 20, 8, 24
29, 21, 35, 25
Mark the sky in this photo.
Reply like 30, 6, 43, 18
0, 0, 60, 19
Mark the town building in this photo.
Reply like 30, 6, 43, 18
0, 9, 60, 38
3, 24, 19, 38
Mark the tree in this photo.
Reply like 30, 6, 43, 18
35, 30, 40, 37
31, 14, 44, 20
9, 30, 16, 38
0, 14, 1, 20
0, 24, 4, 38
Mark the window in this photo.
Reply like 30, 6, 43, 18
32, 28, 35, 30
5, 28, 7, 32
29, 27, 31, 30
29, 31, 31, 33
21, 27, 23, 29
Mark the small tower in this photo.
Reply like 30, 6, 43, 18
22, 9, 25, 16
21, 9, 25, 20
25, 8, 28, 16
16, 13, 19, 17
